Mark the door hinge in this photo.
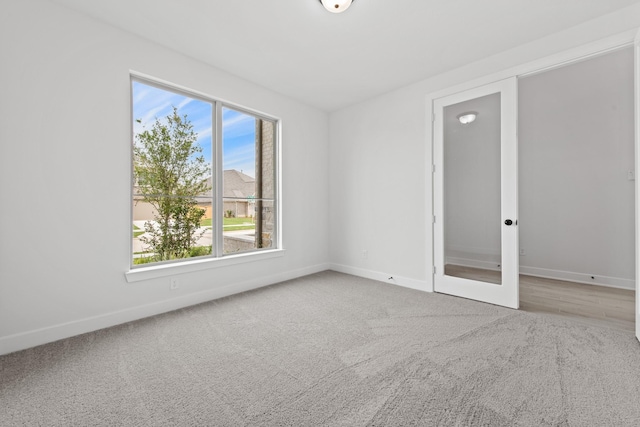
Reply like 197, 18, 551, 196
432, 164, 436, 173
433, 215, 436, 224
432, 113, 436, 123
433, 266, 436, 274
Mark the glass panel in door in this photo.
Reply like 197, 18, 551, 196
443, 93, 502, 285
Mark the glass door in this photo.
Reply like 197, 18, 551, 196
433, 78, 519, 308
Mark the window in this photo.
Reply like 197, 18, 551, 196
131, 77, 278, 268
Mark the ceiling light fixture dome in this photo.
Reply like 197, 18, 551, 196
457, 112, 478, 125
319, 0, 354, 14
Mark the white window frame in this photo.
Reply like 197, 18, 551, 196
126, 73, 283, 283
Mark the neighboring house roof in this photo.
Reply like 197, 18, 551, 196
223, 169, 255, 199
134, 169, 255, 202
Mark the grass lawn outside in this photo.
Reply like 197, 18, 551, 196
133, 245, 212, 265
200, 217, 255, 231
132, 224, 144, 238
132, 217, 255, 239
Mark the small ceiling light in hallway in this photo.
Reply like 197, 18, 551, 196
457, 112, 478, 125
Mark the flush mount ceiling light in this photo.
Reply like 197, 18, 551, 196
457, 112, 478, 125
319, 0, 354, 14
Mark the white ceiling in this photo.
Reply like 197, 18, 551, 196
50, 0, 640, 111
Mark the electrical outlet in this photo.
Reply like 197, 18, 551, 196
170, 278, 180, 290
519, 248, 525, 256
628, 170, 635, 181
362, 250, 368, 259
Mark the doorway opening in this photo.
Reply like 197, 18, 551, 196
516, 47, 635, 331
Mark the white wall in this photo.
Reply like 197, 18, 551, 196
329, 4, 640, 290
519, 48, 635, 288
328, 88, 430, 290
0, 0, 330, 354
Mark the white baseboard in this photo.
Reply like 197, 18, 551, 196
329, 263, 431, 292
0, 263, 330, 356
446, 258, 634, 291
518, 265, 635, 290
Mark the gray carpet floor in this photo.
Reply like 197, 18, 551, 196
1, 271, 640, 426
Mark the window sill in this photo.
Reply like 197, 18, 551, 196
125, 249, 285, 283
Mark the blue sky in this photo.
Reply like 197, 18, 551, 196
132, 81, 256, 178
222, 107, 256, 177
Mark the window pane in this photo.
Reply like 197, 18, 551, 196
222, 107, 277, 254
132, 80, 213, 265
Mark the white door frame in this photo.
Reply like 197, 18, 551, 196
432, 77, 519, 309
634, 28, 640, 342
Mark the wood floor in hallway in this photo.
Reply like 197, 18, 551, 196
444, 265, 635, 332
